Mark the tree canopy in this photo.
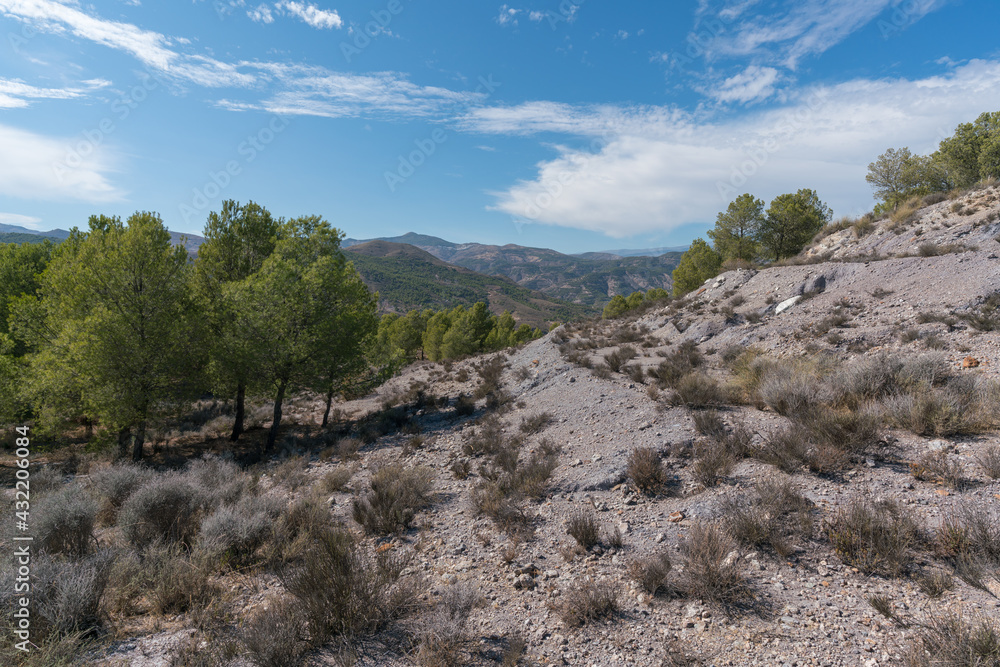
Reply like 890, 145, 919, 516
671, 239, 722, 297
708, 193, 763, 263
759, 189, 832, 261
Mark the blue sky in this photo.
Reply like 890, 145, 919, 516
1, 0, 999, 253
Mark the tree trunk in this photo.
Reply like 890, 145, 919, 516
231, 381, 246, 441
84, 418, 94, 441
131, 420, 146, 462
322, 384, 334, 428
117, 427, 131, 460
266, 379, 287, 451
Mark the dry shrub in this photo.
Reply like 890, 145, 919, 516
118, 476, 204, 549
241, 597, 308, 667
567, 509, 600, 550
666, 372, 726, 409
557, 578, 619, 627
320, 465, 354, 493
280, 525, 417, 646
34, 484, 98, 558
145, 542, 216, 614
720, 476, 813, 557
692, 410, 727, 440
519, 411, 552, 435
757, 366, 824, 416
904, 613, 1000, 666
471, 482, 531, 536
604, 345, 638, 373
677, 523, 749, 605
197, 494, 284, 568
627, 446, 666, 493
910, 450, 966, 489
351, 463, 433, 535
473, 356, 506, 400
90, 462, 154, 523
915, 569, 954, 599
824, 496, 919, 577
628, 552, 674, 596
975, 444, 1000, 479
692, 439, 735, 487
412, 583, 481, 666
26, 551, 112, 638
648, 342, 703, 389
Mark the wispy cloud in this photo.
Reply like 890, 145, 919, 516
275, 1, 341, 29
496, 4, 520, 26
219, 65, 485, 119
0, 122, 123, 202
695, 0, 951, 68
248, 3, 273, 24
475, 59, 1000, 237
706, 65, 779, 103
0, 0, 256, 86
0, 77, 107, 108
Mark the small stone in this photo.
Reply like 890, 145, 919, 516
654, 533, 665, 543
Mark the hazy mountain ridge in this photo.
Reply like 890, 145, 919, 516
343, 240, 595, 328
344, 233, 683, 306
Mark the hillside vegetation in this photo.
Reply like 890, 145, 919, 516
345, 240, 595, 329
346, 233, 683, 307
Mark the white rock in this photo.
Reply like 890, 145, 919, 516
775, 295, 802, 314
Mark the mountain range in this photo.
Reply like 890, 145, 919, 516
342, 233, 683, 308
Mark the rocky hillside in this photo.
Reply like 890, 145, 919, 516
13, 184, 1000, 667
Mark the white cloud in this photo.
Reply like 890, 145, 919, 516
0, 213, 43, 229
616, 29, 629, 40
0, 0, 255, 86
496, 4, 519, 26
475, 59, 1000, 237
695, 0, 951, 68
0, 123, 123, 202
219, 64, 485, 118
528, 10, 544, 21
0, 77, 101, 108
275, 1, 341, 29
708, 65, 779, 103
248, 3, 273, 23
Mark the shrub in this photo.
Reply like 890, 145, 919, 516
915, 570, 954, 599
567, 509, 601, 550
976, 444, 1000, 479
910, 450, 966, 489
351, 464, 433, 535
677, 523, 749, 605
145, 542, 216, 614
28, 551, 112, 638
628, 552, 673, 595
241, 597, 308, 667
513, 449, 559, 500
757, 366, 823, 416
937, 501, 1000, 565
667, 371, 726, 409
184, 456, 252, 506
519, 412, 552, 435
604, 345, 638, 373
91, 462, 154, 520
692, 410, 727, 440
824, 496, 919, 577
648, 342, 702, 389
453, 394, 476, 417
474, 357, 506, 400
627, 447, 666, 493
471, 482, 531, 536
625, 363, 646, 384
280, 525, 417, 644
557, 579, 619, 627
412, 583, 481, 666
905, 613, 1000, 666
118, 476, 204, 549
34, 484, 98, 558
721, 476, 812, 557
692, 439, 735, 487
463, 414, 507, 457
320, 465, 354, 493
198, 494, 284, 568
